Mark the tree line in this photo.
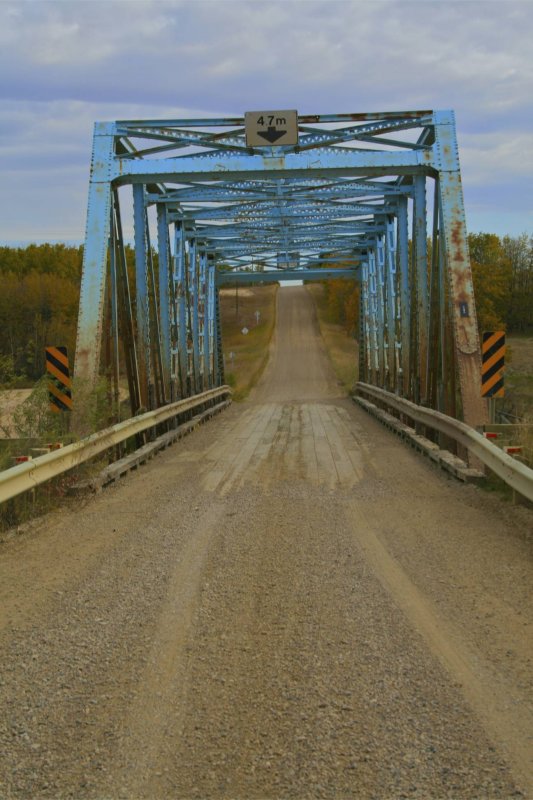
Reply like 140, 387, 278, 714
320, 232, 533, 339
0, 233, 531, 385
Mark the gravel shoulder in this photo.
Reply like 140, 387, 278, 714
0, 286, 532, 799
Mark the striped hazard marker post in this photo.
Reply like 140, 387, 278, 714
481, 331, 505, 424
45, 346, 73, 413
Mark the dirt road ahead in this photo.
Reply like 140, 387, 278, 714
1, 287, 532, 799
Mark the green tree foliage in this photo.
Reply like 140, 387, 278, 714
0, 245, 83, 383
0, 243, 152, 385
469, 232, 533, 333
321, 279, 360, 336
502, 233, 533, 332
469, 233, 512, 332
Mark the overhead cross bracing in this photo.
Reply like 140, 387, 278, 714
74, 110, 488, 430
142, 177, 395, 271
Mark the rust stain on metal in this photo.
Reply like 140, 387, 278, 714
73, 347, 91, 381
262, 156, 286, 169
451, 217, 465, 263
298, 111, 432, 124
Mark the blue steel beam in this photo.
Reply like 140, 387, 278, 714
74, 126, 114, 395
145, 179, 411, 204
113, 149, 432, 185
217, 268, 358, 285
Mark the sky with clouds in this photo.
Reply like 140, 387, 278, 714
1, 0, 532, 244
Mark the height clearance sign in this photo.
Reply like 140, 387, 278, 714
245, 110, 299, 147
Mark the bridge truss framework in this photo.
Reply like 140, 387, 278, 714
74, 109, 488, 427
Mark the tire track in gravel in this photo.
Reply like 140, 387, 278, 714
110, 502, 223, 799
347, 498, 533, 798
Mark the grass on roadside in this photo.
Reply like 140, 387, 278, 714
219, 283, 278, 401
306, 282, 359, 394
504, 335, 533, 421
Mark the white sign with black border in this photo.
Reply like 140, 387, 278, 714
245, 110, 299, 147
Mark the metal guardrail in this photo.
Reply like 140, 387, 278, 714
356, 382, 533, 503
0, 386, 232, 505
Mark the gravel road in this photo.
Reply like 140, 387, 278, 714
0, 286, 532, 799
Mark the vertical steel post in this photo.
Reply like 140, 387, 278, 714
146, 216, 165, 408
384, 218, 398, 390
397, 196, 410, 397
112, 188, 141, 416
188, 238, 200, 393
427, 179, 441, 411
376, 234, 387, 385
371, 247, 386, 385
434, 110, 488, 427
157, 203, 172, 400
74, 123, 115, 393
413, 176, 428, 403
214, 285, 225, 385
174, 222, 188, 396
133, 184, 151, 409
109, 203, 120, 417
438, 221, 447, 412
205, 256, 215, 389
198, 249, 207, 390
358, 274, 366, 383
361, 259, 375, 382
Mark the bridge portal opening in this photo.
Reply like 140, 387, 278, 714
74, 110, 487, 429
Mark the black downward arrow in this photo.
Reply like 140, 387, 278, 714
257, 126, 286, 144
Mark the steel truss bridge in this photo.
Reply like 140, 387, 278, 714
74, 109, 488, 428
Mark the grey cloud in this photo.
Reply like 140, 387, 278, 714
0, 0, 531, 241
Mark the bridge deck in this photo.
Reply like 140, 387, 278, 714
0, 288, 531, 798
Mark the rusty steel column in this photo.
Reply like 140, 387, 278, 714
413, 175, 429, 404
434, 111, 488, 428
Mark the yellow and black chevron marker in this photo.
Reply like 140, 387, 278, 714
45, 346, 73, 412
481, 331, 505, 398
